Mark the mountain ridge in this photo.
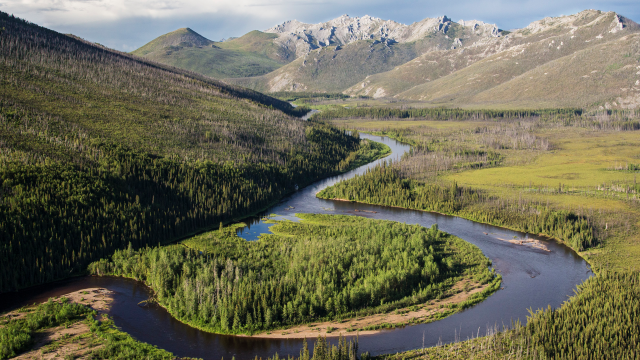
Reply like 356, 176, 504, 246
227, 14, 507, 93
131, 27, 292, 78
264, 14, 502, 57
326, 9, 639, 109
131, 10, 640, 109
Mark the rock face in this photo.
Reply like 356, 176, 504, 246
342, 9, 640, 108
457, 20, 501, 37
265, 14, 501, 57
230, 9, 640, 110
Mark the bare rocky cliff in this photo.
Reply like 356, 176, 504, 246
264, 14, 502, 58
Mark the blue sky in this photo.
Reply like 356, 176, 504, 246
1, 0, 638, 51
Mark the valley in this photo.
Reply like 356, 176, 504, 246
0, 5, 639, 360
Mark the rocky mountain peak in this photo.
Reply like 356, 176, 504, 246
457, 19, 500, 37
265, 14, 502, 58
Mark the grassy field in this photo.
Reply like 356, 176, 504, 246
448, 129, 640, 189
442, 128, 640, 271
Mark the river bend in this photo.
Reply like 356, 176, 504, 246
0, 134, 591, 359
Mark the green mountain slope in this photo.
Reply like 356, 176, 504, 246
132, 28, 293, 78
0, 11, 362, 292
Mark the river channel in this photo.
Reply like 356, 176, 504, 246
0, 134, 591, 359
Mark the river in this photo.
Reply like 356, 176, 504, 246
0, 134, 591, 359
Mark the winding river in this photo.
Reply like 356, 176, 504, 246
0, 134, 591, 359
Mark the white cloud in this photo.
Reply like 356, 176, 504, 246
0, 0, 335, 25
0, 0, 638, 51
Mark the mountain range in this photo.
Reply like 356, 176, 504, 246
134, 10, 640, 109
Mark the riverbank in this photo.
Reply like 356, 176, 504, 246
1, 288, 177, 360
245, 276, 499, 339
318, 114, 640, 359
2, 289, 112, 359
87, 213, 500, 340
320, 197, 564, 256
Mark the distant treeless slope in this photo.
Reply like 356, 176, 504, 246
132, 28, 294, 78
229, 21, 505, 93
346, 10, 640, 109
467, 33, 640, 109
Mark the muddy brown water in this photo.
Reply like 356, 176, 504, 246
0, 134, 591, 359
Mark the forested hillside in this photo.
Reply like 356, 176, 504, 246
0, 12, 364, 292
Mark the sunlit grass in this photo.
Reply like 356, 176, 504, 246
446, 129, 640, 189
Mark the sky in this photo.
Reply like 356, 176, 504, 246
1, 0, 639, 52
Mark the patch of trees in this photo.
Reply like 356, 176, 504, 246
0, 298, 91, 359
271, 92, 354, 102
311, 107, 583, 121
373, 272, 640, 359
318, 163, 596, 252
89, 214, 496, 334
525, 271, 640, 359
263, 336, 364, 360
314, 106, 640, 132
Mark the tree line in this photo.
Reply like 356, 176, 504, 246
386, 271, 640, 360
311, 107, 583, 122
317, 163, 596, 252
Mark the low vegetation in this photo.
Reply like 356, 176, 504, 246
0, 299, 91, 359
88, 214, 499, 335
0, 297, 175, 360
318, 163, 596, 252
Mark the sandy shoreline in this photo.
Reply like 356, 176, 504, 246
4, 288, 114, 360
2, 276, 491, 345
242, 278, 490, 339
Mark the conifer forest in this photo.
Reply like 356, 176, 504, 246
0, 12, 361, 292
89, 214, 498, 334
